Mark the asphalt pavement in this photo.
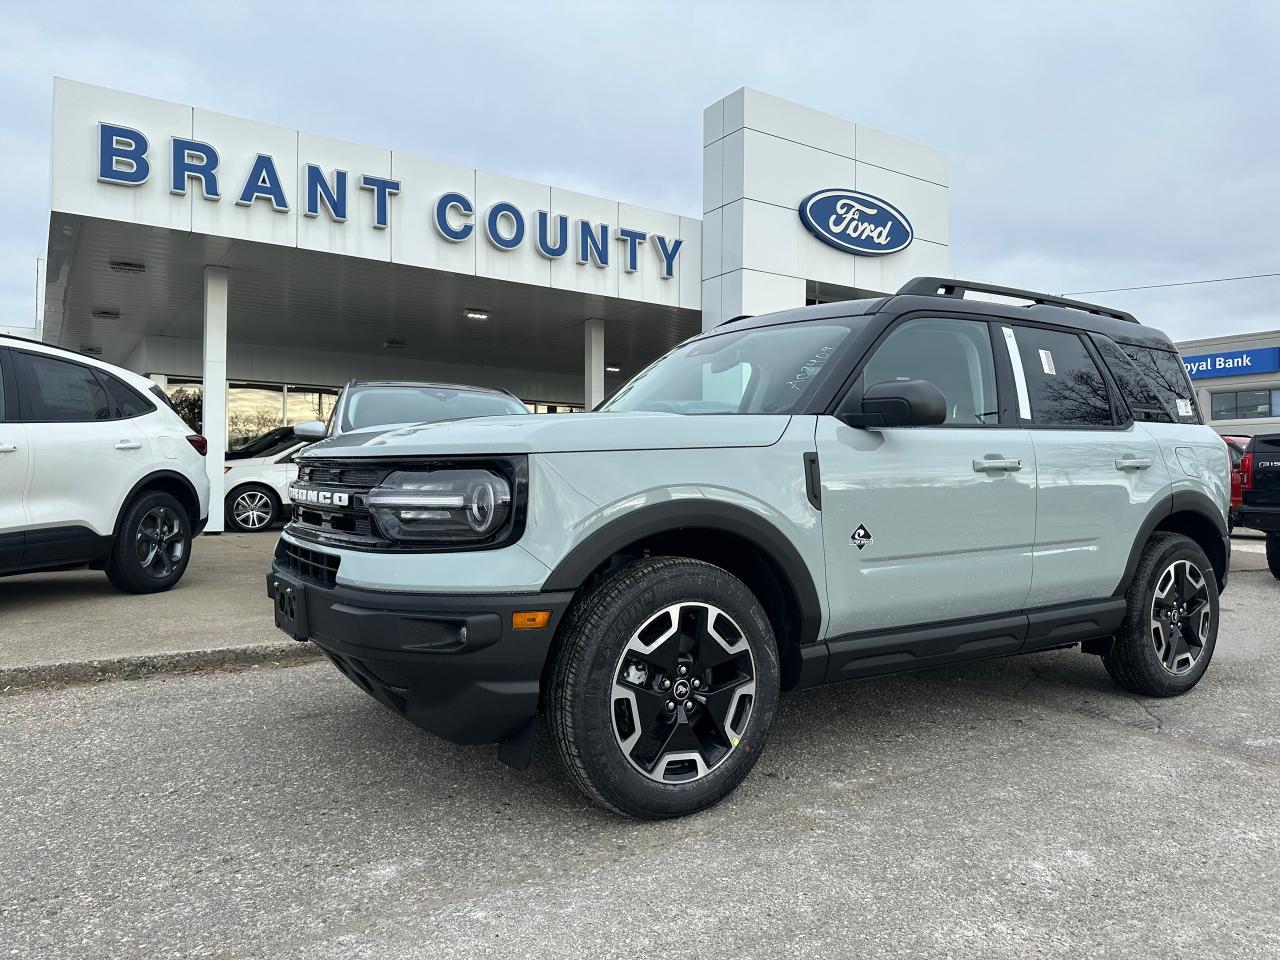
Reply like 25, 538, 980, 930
2, 562, 1277, 959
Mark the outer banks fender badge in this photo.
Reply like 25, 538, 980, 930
851, 524, 873, 550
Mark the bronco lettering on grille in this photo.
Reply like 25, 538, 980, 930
288, 486, 351, 507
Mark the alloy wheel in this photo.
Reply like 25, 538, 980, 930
1149, 558, 1211, 675
135, 506, 185, 579
232, 490, 274, 530
611, 601, 756, 784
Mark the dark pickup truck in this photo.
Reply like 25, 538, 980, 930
1237, 433, 1280, 578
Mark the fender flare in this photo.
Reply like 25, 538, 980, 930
112, 469, 203, 538
1114, 489, 1228, 595
541, 499, 824, 647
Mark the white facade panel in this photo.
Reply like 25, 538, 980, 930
190, 109, 299, 248
475, 172, 552, 288
738, 128, 858, 212
701, 206, 724, 281
390, 154, 477, 275
702, 136, 724, 214
617, 204, 680, 307
678, 217, 703, 311
548, 189, 619, 300
736, 88, 855, 159
854, 161, 949, 245
855, 124, 949, 186
296, 133, 393, 261
50, 78, 193, 233
703, 100, 724, 147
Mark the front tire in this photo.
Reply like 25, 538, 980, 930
1266, 534, 1280, 580
226, 484, 280, 532
105, 491, 193, 594
547, 557, 780, 819
1104, 533, 1218, 697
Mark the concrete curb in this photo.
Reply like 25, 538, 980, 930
0, 641, 324, 695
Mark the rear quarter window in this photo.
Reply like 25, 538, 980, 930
1121, 344, 1201, 424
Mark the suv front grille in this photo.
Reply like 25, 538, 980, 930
277, 540, 340, 588
286, 460, 396, 549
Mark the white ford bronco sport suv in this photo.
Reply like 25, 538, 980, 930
0, 335, 210, 592
268, 278, 1229, 818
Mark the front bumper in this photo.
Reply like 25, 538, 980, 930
266, 560, 572, 748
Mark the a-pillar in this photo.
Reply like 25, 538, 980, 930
584, 317, 604, 410
203, 266, 229, 532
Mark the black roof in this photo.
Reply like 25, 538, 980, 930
711, 276, 1177, 351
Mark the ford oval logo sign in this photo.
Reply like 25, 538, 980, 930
798, 189, 913, 256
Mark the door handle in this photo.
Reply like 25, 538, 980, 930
1115, 457, 1152, 471
973, 457, 1022, 473
0, 444, 16, 454
114, 440, 143, 451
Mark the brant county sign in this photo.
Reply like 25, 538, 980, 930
95, 122, 683, 279
798, 188, 912, 256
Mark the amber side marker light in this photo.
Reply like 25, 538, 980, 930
512, 610, 552, 630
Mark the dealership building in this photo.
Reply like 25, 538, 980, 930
37, 78, 950, 528
1177, 331, 1280, 436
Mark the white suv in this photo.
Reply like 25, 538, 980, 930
0, 336, 210, 592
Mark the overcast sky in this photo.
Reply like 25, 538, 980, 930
2, 0, 1277, 341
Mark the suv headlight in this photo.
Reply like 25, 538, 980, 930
366, 467, 519, 545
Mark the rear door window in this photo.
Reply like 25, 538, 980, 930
1006, 326, 1115, 427
14, 351, 113, 422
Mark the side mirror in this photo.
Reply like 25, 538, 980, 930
293, 420, 328, 440
839, 379, 947, 428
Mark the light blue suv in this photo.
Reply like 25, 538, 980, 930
268, 278, 1229, 818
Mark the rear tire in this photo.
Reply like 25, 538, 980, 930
547, 556, 780, 819
226, 484, 280, 532
1267, 534, 1280, 580
1103, 533, 1218, 697
105, 491, 193, 594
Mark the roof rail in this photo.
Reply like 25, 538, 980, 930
896, 277, 1139, 324
718, 314, 754, 327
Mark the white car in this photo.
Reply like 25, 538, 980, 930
223, 427, 306, 532
0, 335, 210, 593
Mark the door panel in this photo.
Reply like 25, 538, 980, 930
817, 420, 1037, 635
13, 350, 152, 538
0, 422, 30, 568
1025, 426, 1169, 605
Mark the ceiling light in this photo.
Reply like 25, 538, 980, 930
383, 338, 407, 349
463, 309, 490, 321
80, 344, 103, 356
108, 260, 146, 274
605, 366, 621, 373
91, 309, 121, 321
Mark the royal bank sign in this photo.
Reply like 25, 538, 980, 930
95, 123, 683, 279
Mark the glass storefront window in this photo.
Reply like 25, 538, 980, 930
228, 385, 285, 449
285, 388, 339, 426
1238, 390, 1271, 419
1210, 389, 1280, 421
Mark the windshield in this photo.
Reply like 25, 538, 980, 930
601, 321, 860, 415
341, 386, 528, 432
228, 426, 298, 459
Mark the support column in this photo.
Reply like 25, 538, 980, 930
584, 317, 605, 410
203, 266, 229, 533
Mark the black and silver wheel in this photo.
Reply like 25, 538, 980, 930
1104, 533, 1218, 696
548, 556, 779, 819
226, 484, 279, 532
105, 490, 193, 594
